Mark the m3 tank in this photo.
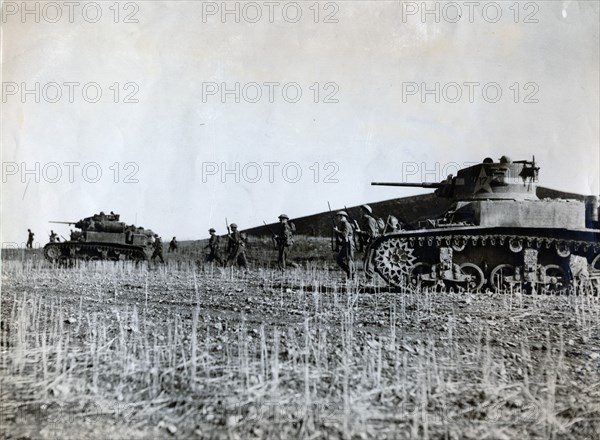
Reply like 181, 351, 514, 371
43, 212, 156, 263
370, 156, 600, 293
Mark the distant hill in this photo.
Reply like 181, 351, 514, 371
244, 186, 594, 238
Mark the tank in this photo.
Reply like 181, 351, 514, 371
43, 212, 156, 263
370, 156, 600, 293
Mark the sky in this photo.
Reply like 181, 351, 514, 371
2, 0, 599, 244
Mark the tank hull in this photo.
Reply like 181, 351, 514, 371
370, 226, 600, 293
43, 241, 151, 262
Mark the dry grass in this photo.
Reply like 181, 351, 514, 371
1, 246, 600, 439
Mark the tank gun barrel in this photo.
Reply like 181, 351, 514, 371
49, 221, 77, 225
371, 182, 442, 189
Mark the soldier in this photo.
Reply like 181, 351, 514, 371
226, 223, 248, 268
151, 234, 165, 263
49, 230, 59, 243
357, 205, 380, 281
205, 228, 223, 265
168, 237, 178, 253
276, 214, 295, 270
26, 229, 34, 249
387, 215, 402, 233
333, 211, 355, 279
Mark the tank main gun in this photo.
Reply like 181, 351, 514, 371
49, 221, 78, 225
371, 182, 443, 189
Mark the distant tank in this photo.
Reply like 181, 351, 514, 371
43, 212, 156, 263
370, 156, 600, 293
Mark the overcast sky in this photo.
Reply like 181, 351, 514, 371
2, 0, 599, 243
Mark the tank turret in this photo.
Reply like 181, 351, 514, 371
368, 156, 600, 294
372, 156, 540, 201
43, 212, 156, 263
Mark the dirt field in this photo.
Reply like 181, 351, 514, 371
1, 242, 599, 439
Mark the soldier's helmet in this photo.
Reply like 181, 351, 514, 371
209, 228, 216, 233
230, 223, 238, 229
361, 204, 372, 214
336, 211, 348, 218
278, 214, 289, 220
28, 228, 31, 232
173, 236, 176, 240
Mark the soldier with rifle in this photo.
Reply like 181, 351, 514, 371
168, 237, 178, 253
205, 228, 223, 265
264, 214, 296, 270
151, 234, 165, 263
26, 229, 34, 249
356, 204, 380, 281
344, 205, 362, 252
333, 211, 355, 280
226, 222, 248, 268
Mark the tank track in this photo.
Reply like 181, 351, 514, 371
371, 229, 600, 294
43, 242, 148, 263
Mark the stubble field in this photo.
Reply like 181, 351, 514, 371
1, 238, 599, 439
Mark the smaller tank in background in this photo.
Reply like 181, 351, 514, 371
43, 212, 156, 262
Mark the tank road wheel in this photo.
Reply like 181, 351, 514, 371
373, 237, 417, 288
44, 244, 61, 262
542, 264, 568, 294
490, 264, 519, 292
410, 263, 434, 288
458, 263, 485, 291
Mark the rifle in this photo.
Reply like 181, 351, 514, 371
262, 221, 278, 247
225, 218, 231, 235
327, 202, 337, 252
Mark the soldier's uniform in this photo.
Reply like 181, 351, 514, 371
151, 235, 165, 263
226, 224, 248, 268
169, 237, 178, 253
359, 205, 380, 280
276, 214, 295, 270
334, 211, 355, 279
49, 231, 59, 243
26, 229, 34, 249
206, 229, 223, 265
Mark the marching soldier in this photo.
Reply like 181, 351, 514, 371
226, 223, 248, 268
358, 205, 380, 280
26, 229, 34, 249
276, 214, 295, 270
205, 228, 223, 265
151, 234, 165, 263
168, 237, 178, 253
333, 211, 355, 279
